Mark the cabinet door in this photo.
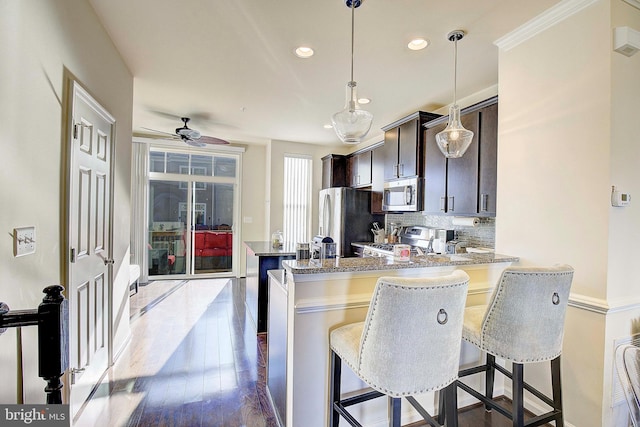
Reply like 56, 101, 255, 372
357, 151, 372, 186
322, 155, 347, 189
398, 119, 418, 177
347, 155, 358, 187
478, 103, 498, 215
424, 123, 447, 213
371, 145, 385, 213
447, 112, 479, 214
382, 128, 399, 180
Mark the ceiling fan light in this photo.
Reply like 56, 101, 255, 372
436, 104, 474, 158
331, 81, 373, 144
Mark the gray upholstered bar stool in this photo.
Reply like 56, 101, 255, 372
456, 265, 574, 427
329, 270, 470, 427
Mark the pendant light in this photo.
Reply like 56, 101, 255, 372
331, 0, 373, 144
436, 30, 474, 158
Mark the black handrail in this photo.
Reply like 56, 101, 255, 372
0, 285, 69, 404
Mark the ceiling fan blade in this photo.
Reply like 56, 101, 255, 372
140, 127, 179, 138
199, 135, 230, 145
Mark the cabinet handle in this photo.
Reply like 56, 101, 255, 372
481, 194, 488, 212
448, 196, 455, 212
440, 197, 446, 212
398, 164, 404, 177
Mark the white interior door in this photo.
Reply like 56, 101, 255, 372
67, 82, 114, 419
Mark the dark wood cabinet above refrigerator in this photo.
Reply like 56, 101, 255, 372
321, 154, 347, 189
423, 96, 498, 217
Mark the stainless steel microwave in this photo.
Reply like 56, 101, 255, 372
383, 177, 423, 212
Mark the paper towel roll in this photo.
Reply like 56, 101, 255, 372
451, 217, 479, 227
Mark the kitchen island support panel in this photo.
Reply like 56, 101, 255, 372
244, 241, 295, 333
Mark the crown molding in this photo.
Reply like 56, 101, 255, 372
494, 0, 599, 51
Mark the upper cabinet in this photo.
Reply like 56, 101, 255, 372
347, 150, 372, 187
381, 112, 441, 181
423, 97, 498, 217
321, 154, 347, 189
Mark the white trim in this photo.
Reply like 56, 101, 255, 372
568, 293, 640, 315
494, 0, 599, 51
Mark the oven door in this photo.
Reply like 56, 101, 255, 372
382, 178, 423, 212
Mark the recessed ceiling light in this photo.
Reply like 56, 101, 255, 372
358, 98, 371, 105
324, 124, 333, 129
408, 38, 429, 51
295, 46, 314, 58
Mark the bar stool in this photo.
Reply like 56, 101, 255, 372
329, 270, 470, 427
456, 265, 574, 427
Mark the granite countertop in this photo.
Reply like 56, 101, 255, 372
244, 241, 297, 256
282, 253, 519, 274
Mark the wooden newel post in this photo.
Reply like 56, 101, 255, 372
37, 285, 69, 404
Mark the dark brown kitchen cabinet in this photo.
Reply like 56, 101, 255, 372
423, 97, 497, 216
347, 150, 372, 187
478, 103, 498, 215
370, 143, 385, 213
382, 111, 441, 181
321, 154, 347, 189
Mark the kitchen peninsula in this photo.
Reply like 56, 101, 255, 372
244, 241, 296, 333
267, 252, 519, 427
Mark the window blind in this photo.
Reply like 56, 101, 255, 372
283, 155, 312, 244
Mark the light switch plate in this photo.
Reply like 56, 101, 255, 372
13, 226, 36, 257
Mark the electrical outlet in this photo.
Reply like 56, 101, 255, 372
13, 226, 36, 257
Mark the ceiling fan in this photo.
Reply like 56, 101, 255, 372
142, 117, 229, 147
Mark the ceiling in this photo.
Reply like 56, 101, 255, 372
88, 0, 561, 147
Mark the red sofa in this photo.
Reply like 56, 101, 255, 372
193, 230, 232, 270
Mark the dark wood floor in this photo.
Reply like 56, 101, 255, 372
77, 278, 551, 427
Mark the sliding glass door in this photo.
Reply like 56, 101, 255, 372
147, 149, 239, 278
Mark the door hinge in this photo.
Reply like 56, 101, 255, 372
70, 248, 76, 263
73, 124, 78, 139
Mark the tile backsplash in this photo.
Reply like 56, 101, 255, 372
385, 213, 495, 249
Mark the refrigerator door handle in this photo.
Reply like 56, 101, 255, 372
320, 193, 331, 236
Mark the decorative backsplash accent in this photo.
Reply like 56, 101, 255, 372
385, 213, 496, 249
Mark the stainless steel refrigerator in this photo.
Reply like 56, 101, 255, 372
318, 187, 383, 257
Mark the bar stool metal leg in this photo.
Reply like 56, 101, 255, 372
485, 353, 496, 411
329, 350, 342, 427
389, 397, 401, 427
512, 363, 524, 427
551, 356, 564, 427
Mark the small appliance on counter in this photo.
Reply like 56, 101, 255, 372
311, 236, 335, 260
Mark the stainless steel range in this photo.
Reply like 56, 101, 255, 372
361, 225, 455, 258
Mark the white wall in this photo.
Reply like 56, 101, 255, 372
496, 0, 640, 425
239, 143, 268, 273
0, 0, 133, 403
266, 140, 349, 246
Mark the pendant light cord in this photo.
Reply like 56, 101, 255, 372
453, 37, 458, 105
350, 1, 355, 83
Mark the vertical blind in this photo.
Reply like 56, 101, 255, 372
283, 155, 312, 244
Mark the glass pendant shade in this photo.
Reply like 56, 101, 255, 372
436, 29, 473, 158
436, 104, 474, 158
331, 81, 373, 144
